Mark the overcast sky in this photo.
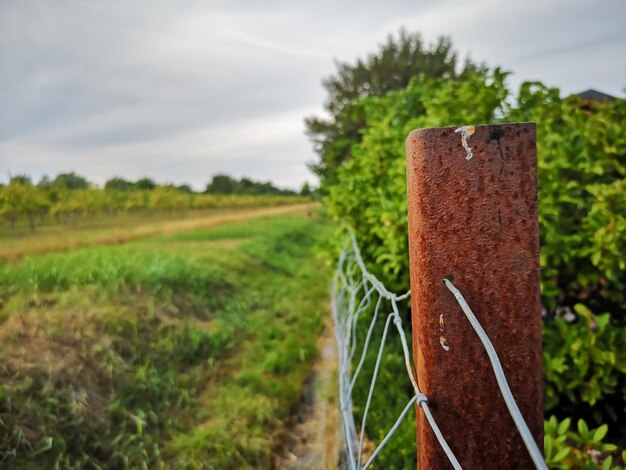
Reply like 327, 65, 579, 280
1, 0, 624, 190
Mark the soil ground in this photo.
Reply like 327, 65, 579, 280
277, 317, 341, 469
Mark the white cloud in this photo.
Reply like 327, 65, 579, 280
1, 0, 624, 189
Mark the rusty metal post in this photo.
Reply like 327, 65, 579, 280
406, 123, 543, 469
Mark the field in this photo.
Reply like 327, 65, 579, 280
0, 205, 335, 468
0, 202, 315, 261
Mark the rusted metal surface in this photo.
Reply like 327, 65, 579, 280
406, 123, 543, 469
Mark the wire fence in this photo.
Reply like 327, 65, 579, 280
332, 231, 547, 470
332, 231, 460, 470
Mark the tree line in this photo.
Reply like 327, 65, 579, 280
0, 173, 312, 230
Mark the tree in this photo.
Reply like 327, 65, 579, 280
176, 184, 193, 193
300, 182, 312, 196
0, 180, 49, 230
53, 172, 89, 190
37, 175, 51, 188
0, 184, 22, 229
205, 174, 239, 194
9, 175, 32, 186
305, 29, 482, 188
238, 177, 257, 194
239, 178, 277, 195
104, 177, 133, 191
134, 178, 156, 190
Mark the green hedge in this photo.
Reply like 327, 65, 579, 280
324, 70, 626, 467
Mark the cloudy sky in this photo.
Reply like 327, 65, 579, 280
1, 0, 624, 190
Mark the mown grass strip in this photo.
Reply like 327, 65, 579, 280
0, 202, 318, 262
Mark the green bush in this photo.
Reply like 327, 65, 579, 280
544, 416, 625, 469
323, 70, 626, 466
543, 305, 626, 432
509, 84, 626, 313
328, 69, 509, 290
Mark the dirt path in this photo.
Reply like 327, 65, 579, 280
1, 202, 318, 261
276, 318, 341, 469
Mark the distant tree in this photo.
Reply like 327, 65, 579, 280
53, 172, 90, 190
9, 175, 32, 186
0, 185, 21, 229
300, 182, 312, 196
239, 178, 273, 195
238, 177, 255, 194
37, 175, 52, 188
205, 174, 238, 194
176, 184, 193, 193
0, 180, 48, 230
305, 29, 482, 188
205, 174, 297, 196
104, 177, 133, 191
134, 178, 156, 190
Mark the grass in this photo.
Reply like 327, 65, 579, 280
0, 202, 318, 262
0, 208, 333, 468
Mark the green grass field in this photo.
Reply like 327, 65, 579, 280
0, 202, 317, 261
0, 208, 333, 468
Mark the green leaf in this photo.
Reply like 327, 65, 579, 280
557, 418, 571, 435
552, 447, 571, 462
600, 443, 617, 452
595, 314, 610, 332
544, 436, 553, 459
574, 303, 593, 321
593, 424, 608, 442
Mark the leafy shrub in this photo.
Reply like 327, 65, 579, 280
509, 84, 626, 313
323, 70, 626, 466
544, 416, 625, 469
327, 69, 509, 290
543, 305, 626, 433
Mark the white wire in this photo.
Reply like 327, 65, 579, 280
334, 232, 547, 470
443, 279, 548, 470
361, 394, 418, 470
